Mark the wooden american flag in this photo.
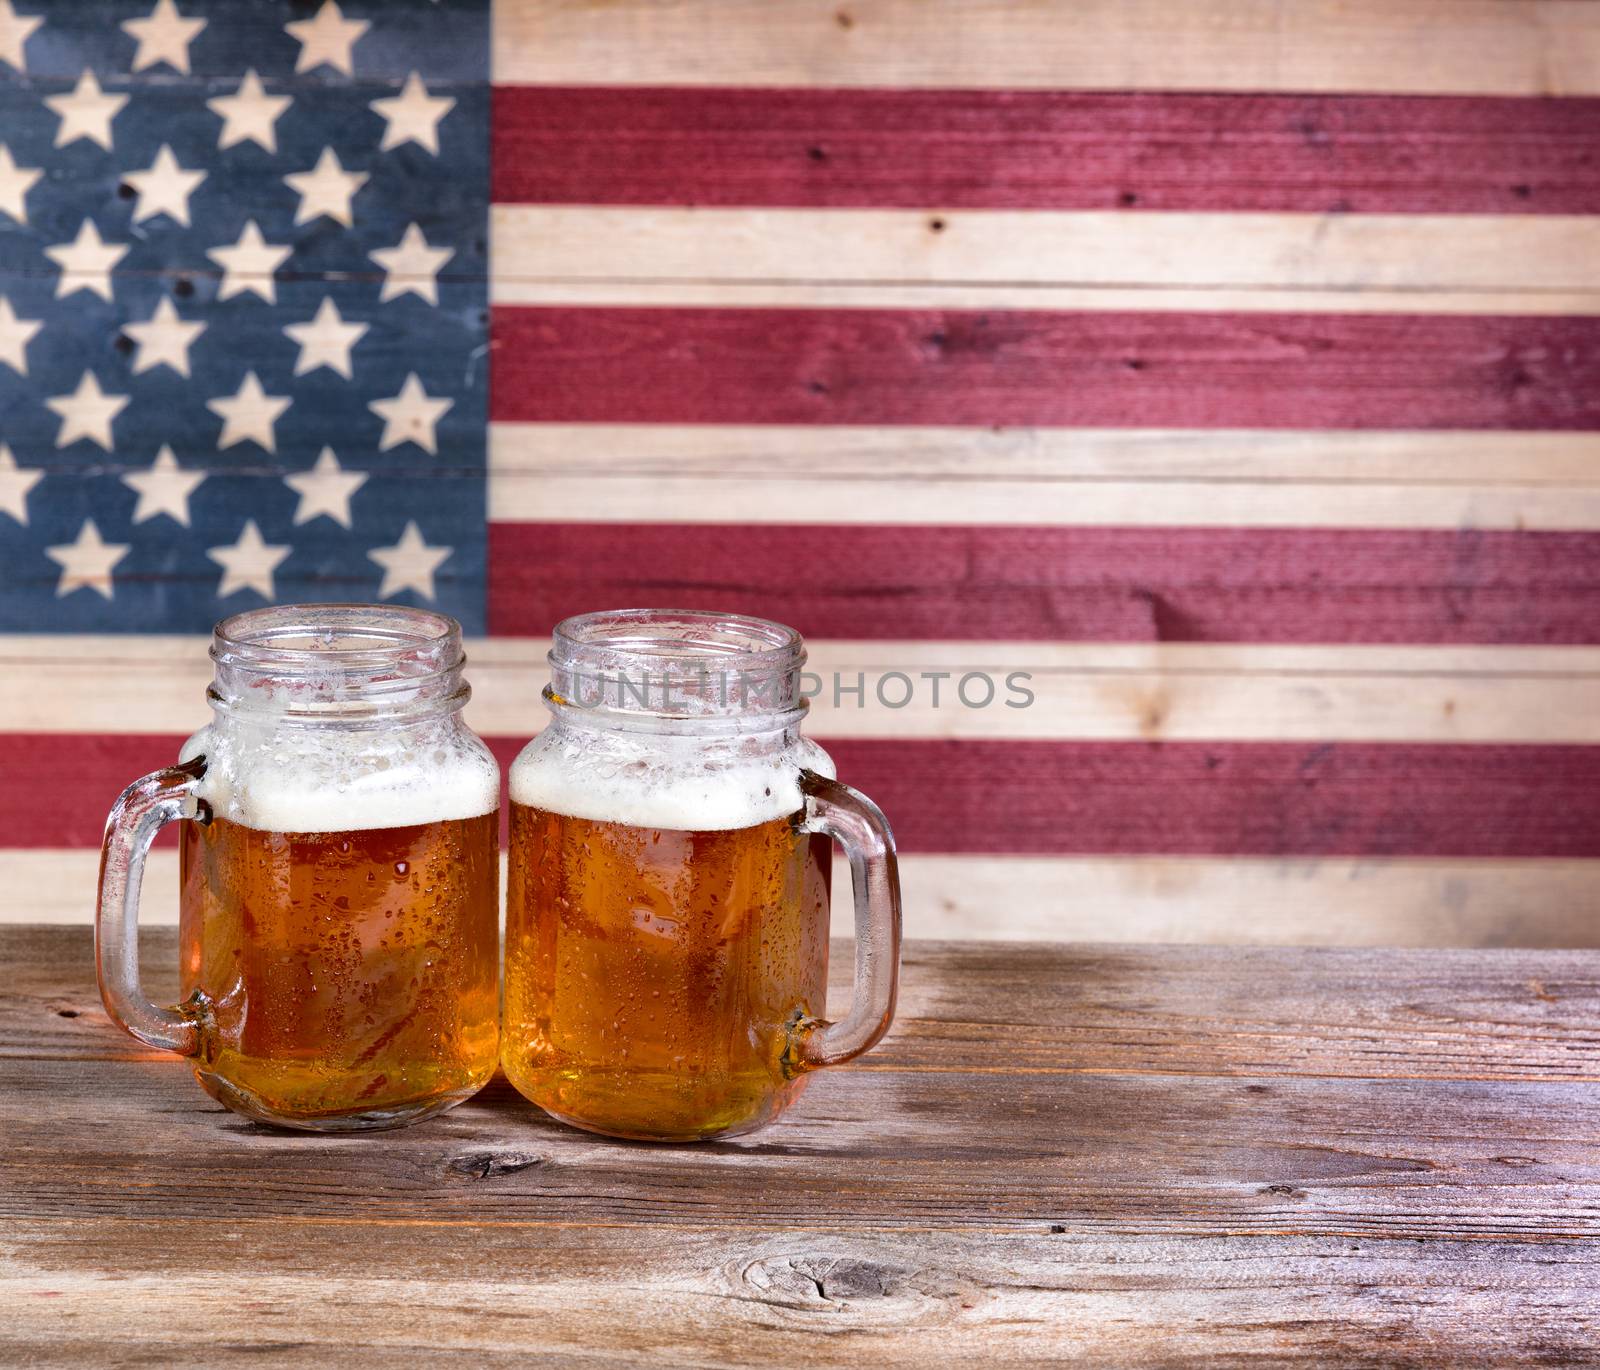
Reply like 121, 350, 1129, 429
3, 0, 1598, 945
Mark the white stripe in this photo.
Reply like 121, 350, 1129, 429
6, 637, 1600, 743
22, 850, 1600, 948
488, 424, 1600, 531
491, 0, 1600, 96
490, 280, 1600, 317
491, 207, 1600, 307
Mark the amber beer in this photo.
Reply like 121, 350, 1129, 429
179, 811, 499, 1125
503, 801, 832, 1140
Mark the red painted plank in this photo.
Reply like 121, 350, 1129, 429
490, 307, 1600, 430
492, 86, 1600, 214
487, 522, 1600, 645
21, 732, 1600, 857
821, 738, 1600, 857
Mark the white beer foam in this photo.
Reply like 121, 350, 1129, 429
509, 726, 836, 831
180, 722, 499, 834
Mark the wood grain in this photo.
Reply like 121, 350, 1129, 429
489, 307, 1600, 430
5, 926, 1600, 1364
492, 89, 1600, 213
490, 0, 1600, 96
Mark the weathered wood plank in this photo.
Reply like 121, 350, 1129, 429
12, 731, 1600, 855
491, 90, 1600, 214
9, 636, 1600, 742
12, 850, 1600, 950
490, 307, 1600, 431
494, 280, 1600, 318
487, 523, 1600, 645
6, 1222, 1597, 1366
4, 1221, 1599, 1367
9, 927, 1600, 1081
490, 0, 1600, 97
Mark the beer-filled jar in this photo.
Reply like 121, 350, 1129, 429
96, 604, 500, 1131
503, 608, 902, 1142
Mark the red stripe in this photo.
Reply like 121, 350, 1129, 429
492, 86, 1600, 214
487, 523, 1600, 645
18, 732, 1600, 858
490, 307, 1600, 430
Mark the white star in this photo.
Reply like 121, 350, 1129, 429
0, 295, 41, 374
285, 1, 368, 75
45, 70, 128, 151
48, 520, 129, 600
0, 143, 41, 223
123, 143, 206, 225
0, 0, 41, 72
0, 444, 41, 523
122, 445, 206, 526
371, 72, 455, 155
208, 69, 292, 154
45, 219, 129, 302
208, 519, 290, 600
370, 223, 453, 304
208, 220, 291, 303
284, 146, 367, 227
207, 371, 290, 453
369, 522, 450, 601
285, 447, 366, 528
46, 371, 128, 451
123, 296, 206, 377
369, 373, 452, 454
283, 296, 367, 379
122, 0, 205, 73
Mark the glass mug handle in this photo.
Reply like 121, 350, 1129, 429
94, 755, 208, 1055
790, 770, 903, 1070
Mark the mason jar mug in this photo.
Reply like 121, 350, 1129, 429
95, 604, 501, 1131
502, 608, 902, 1142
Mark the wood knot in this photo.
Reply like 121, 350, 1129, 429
1260, 1183, 1307, 1200
448, 1151, 546, 1179
731, 1249, 979, 1326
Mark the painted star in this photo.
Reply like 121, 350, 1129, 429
47, 520, 129, 600
283, 296, 367, 379
369, 521, 450, 601
0, 295, 41, 374
0, 143, 41, 223
370, 72, 454, 155
208, 69, 292, 154
45, 69, 128, 150
0, 0, 41, 73
123, 143, 206, 225
284, 146, 367, 227
46, 371, 128, 451
122, 0, 205, 73
207, 371, 290, 452
208, 520, 290, 599
285, 0, 368, 75
45, 219, 129, 302
123, 296, 206, 377
208, 220, 291, 303
285, 447, 366, 528
122, 445, 206, 526
369, 373, 452, 454
370, 223, 453, 304
0, 443, 41, 523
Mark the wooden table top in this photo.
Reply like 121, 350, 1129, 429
3, 925, 1596, 1366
